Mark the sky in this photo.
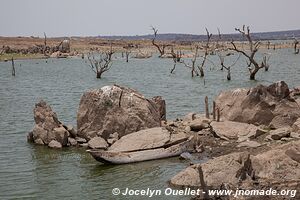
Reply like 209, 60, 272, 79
0, 0, 299, 37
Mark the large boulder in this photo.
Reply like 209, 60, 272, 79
170, 152, 252, 188
215, 81, 300, 128
170, 140, 300, 190
108, 127, 171, 152
77, 85, 165, 140
210, 121, 264, 141
29, 100, 69, 146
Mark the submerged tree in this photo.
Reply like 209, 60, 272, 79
293, 39, 299, 54
216, 28, 240, 81
151, 26, 170, 57
180, 45, 200, 77
87, 49, 114, 79
169, 47, 183, 73
230, 25, 267, 80
198, 28, 212, 77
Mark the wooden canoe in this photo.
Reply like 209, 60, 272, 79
87, 139, 195, 164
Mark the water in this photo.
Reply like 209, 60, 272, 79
0, 49, 300, 199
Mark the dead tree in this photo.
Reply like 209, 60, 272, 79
125, 50, 130, 62
266, 41, 270, 50
87, 51, 114, 79
262, 54, 271, 71
293, 39, 299, 54
151, 26, 170, 57
11, 57, 15, 76
170, 47, 182, 73
229, 26, 266, 80
205, 96, 209, 119
198, 28, 212, 77
43, 32, 47, 56
179, 45, 200, 77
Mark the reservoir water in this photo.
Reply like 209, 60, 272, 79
0, 49, 299, 199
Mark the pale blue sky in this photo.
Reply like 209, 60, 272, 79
0, 0, 299, 37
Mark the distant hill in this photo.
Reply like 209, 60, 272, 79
97, 29, 300, 42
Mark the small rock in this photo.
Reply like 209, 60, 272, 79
34, 138, 44, 145
237, 140, 262, 148
190, 118, 210, 132
68, 137, 77, 146
88, 137, 109, 149
65, 125, 77, 138
79, 143, 88, 148
184, 126, 191, 132
248, 128, 268, 139
281, 137, 294, 142
291, 118, 300, 132
267, 127, 291, 140
75, 137, 87, 144
48, 140, 62, 148
107, 138, 118, 145
290, 132, 300, 139
108, 132, 119, 140
180, 152, 193, 160
53, 126, 69, 146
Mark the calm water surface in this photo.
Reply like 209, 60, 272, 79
0, 49, 299, 199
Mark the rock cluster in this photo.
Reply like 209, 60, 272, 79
27, 100, 78, 148
215, 81, 300, 128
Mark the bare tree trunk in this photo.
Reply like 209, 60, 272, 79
11, 57, 15, 76
43, 32, 47, 56
125, 51, 130, 62
96, 71, 102, 79
205, 96, 209, 119
216, 107, 220, 122
227, 67, 231, 80
200, 66, 204, 77
212, 101, 216, 120
170, 63, 176, 74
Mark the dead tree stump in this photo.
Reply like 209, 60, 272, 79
205, 96, 209, 119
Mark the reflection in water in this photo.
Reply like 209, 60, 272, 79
0, 49, 300, 199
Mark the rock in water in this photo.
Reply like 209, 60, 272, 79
77, 85, 165, 140
29, 100, 69, 146
215, 81, 300, 128
88, 137, 109, 149
48, 140, 62, 149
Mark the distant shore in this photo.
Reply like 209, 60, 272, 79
0, 36, 296, 61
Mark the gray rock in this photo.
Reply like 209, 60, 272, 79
211, 121, 259, 141
88, 137, 109, 149
290, 132, 300, 139
75, 137, 87, 144
68, 137, 77, 146
48, 140, 62, 148
53, 126, 69, 146
291, 118, 300, 133
267, 127, 291, 140
65, 125, 77, 138
237, 140, 262, 148
189, 118, 211, 132
34, 138, 44, 145
77, 85, 165, 140
29, 100, 70, 146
